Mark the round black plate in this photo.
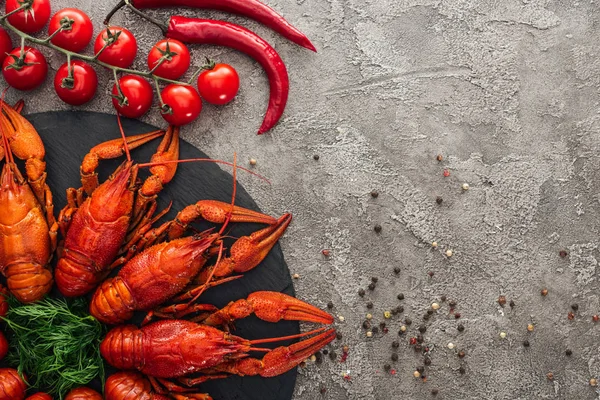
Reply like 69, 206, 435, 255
18, 111, 299, 400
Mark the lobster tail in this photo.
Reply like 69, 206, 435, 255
55, 255, 105, 298
5, 262, 52, 303
105, 371, 160, 400
90, 277, 136, 325
100, 325, 144, 371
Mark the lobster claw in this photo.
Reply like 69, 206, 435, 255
168, 200, 278, 240
197, 213, 292, 283
259, 329, 337, 377
203, 291, 335, 326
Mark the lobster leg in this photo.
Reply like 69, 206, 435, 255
167, 200, 278, 240
192, 213, 292, 286
201, 291, 335, 327
80, 129, 165, 194
209, 329, 336, 378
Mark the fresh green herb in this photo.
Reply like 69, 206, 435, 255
2, 296, 105, 398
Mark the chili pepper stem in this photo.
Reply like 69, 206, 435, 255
104, 0, 127, 25
123, 0, 169, 34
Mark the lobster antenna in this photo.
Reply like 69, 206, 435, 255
187, 241, 225, 304
249, 327, 329, 346
116, 113, 132, 162
0, 88, 14, 164
219, 152, 237, 236
137, 158, 270, 184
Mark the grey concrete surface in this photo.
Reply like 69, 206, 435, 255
8, 0, 600, 399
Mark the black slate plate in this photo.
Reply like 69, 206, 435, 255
7, 111, 298, 400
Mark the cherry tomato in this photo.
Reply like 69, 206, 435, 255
48, 8, 93, 53
112, 75, 153, 119
25, 394, 53, 400
54, 61, 97, 106
6, 0, 51, 33
147, 39, 191, 80
94, 26, 137, 68
0, 28, 12, 66
0, 331, 7, 361
2, 47, 48, 91
197, 63, 240, 105
160, 84, 202, 126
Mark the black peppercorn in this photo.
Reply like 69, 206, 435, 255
427, 309, 434, 315
379, 322, 386, 329
397, 293, 405, 300
449, 300, 457, 307
416, 335, 424, 344
391, 353, 398, 361
336, 332, 342, 340
419, 326, 427, 334
371, 190, 379, 198
358, 289, 365, 297
392, 340, 399, 348
329, 351, 337, 360
392, 308, 399, 316
436, 196, 443, 205
423, 314, 430, 321
327, 301, 334, 309
454, 313, 461, 319
415, 344, 422, 352
523, 340, 530, 347
440, 295, 447, 302
405, 318, 412, 325
509, 300, 515, 308
372, 327, 379, 334
431, 388, 439, 396
424, 357, 432, 366
571, 304, 579, 311
374, 224, 382, 233
371, 277, 378, 283
396, 306, 404, 314
458, 350, 465, 358
368, 283, 376, 291
384, 364, 391, 371
313, 154, 320, 161
398, 329, 406, 336
394, 267, 401, 274
362, 321, 371, 329
417, 366, 425, 373
566, 349, 572, 356
366, 302, 373, 309
559, 250, 568, 258
459, 366, 466, 375
322, 349, 328, 355
315, 352, 323, 364
457, 324, 465, 332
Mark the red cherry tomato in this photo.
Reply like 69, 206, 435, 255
112, 75, 153, 119
54, 61, 97, 106
93, 26, 137, 68
160, 84, 202, 126
0, 28, 12, 65
5, 0, 51, 33
2, 47, 48, 91
48, 8, 93, 53
25, 394, 53, 400
0, 331, 7, 361
197, 63, 240, 105
147, 39, 191, 80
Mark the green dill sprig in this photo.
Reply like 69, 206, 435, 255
2, 297, 105, 398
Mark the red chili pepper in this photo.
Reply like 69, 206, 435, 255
127, 0, 316, 52
166, 16, 289, 134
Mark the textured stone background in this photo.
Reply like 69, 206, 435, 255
8, 0, 600, 399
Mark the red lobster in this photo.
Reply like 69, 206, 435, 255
0, 100, 57, 303
101, 300, 334, 397
105, 372, 169, 400
55, 119, 273, 298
